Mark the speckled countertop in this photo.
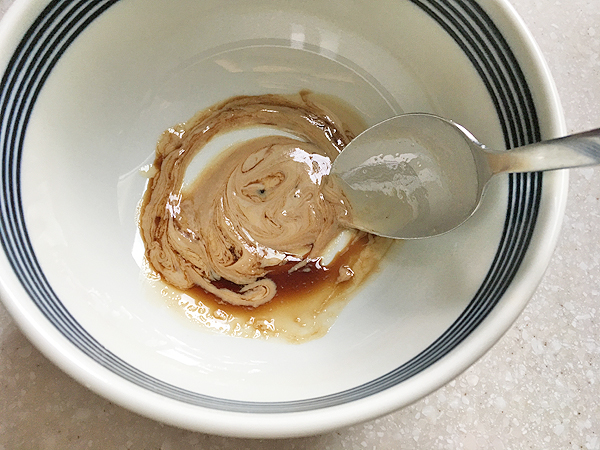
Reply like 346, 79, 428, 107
1, 0, 599, 448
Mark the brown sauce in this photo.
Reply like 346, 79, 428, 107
140, 91, 392, 342
162, 233, 389, 343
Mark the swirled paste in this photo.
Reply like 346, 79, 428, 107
140, 91, 385, 310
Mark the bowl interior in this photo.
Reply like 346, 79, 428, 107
0, 0, 559, 433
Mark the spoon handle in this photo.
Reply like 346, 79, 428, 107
486, 128, 600, 174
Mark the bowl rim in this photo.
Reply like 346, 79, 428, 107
0, 0, 568, 438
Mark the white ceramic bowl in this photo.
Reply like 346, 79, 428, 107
0, 0, 567, 438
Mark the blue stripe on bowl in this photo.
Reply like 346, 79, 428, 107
0, 0, 542, 413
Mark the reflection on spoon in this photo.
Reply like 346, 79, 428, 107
331, 113, 600, 239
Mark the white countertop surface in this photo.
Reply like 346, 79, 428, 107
1, 0, 599, 448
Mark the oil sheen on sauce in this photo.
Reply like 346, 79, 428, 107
148, 233, 389, 343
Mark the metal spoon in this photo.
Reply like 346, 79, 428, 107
331, 113, 600, 239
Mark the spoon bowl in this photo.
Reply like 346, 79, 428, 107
332, 114, 600, 239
